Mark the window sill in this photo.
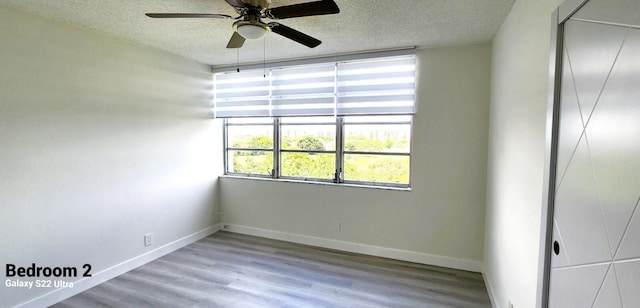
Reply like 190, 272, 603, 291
219, 174, 412, 192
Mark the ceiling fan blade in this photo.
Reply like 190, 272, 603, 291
268, 23, 321, 48
226, 32, 246, 48
225, 0, 247, 8
145, 13, 232, 19
265, 0, 339, 19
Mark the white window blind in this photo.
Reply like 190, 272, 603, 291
271, 63, 336, 117
213, 49, 416, 118
336, 56, 416, 115
214, 69, 270, 118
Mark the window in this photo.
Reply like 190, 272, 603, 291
223, 115, 412, 187
225, 118, 273, 176
215, 50, 416, 188
280, 117, 336, 180
343, 116, 411, 185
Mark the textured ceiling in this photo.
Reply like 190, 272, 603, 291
0, 0, 514, 67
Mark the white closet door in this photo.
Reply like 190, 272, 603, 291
549, 0, 640, 306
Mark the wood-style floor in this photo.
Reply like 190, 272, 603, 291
53, 231, 491, 308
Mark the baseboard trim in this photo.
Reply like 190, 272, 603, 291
483, 271, 500, 308
223, 224, 482, 273
18, 223, 222, 308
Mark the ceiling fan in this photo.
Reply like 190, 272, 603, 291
145, 0, 340, 48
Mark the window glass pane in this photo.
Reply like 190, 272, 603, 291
228, 150, 273, 175
282, 125, 336, 151
280, 116, 336, 124
227, 118, 273, 125
344, 115, 411, 124
344, 122, 410, 153
281, 153, 335, 179
344, 154, 410, 184
227, 125, 273, 149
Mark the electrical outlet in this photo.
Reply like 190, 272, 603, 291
333, 221, 341, 232
144, 233, 152, 247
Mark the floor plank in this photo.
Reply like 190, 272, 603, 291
53, 231, 491, 307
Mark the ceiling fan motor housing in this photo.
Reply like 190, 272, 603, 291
233, 14, 270, 40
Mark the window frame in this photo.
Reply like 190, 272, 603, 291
224, 118, 275, 178
223, 115, 412, 189
279, 117, 338, 183
342, 117, 412, 187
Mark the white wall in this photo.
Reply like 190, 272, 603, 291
0, 5, 222, 307
220, 44, 492, 271
484, 0, 562, 307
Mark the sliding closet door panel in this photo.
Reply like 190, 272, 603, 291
572, 0, 640, 27
616, 198, 640, 259
563, 20, 627, 126
549, 0, 640, 306
550, 223, 570, 268
553, 134, 611, 265
548, 263, 608, 308
615, 260, 640, 307
555, 20, 627, 191
554, 47, 585, 192
586, 26, 640, 255
592, 267, 624, 308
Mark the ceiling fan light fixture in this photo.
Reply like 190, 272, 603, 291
147, 0, 340, 48
236, 23, 269, 40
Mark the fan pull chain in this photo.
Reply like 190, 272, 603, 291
263, 37, 266, 78
236, 49, 240, 73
